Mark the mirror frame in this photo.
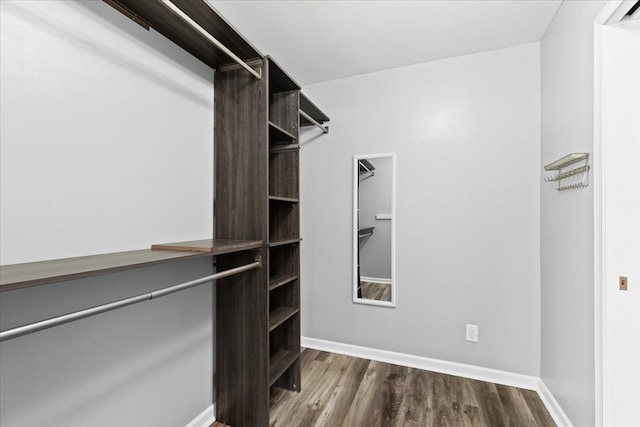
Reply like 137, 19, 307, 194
352, 153, 397, 307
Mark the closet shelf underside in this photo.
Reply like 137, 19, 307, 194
1, 239, 262, 292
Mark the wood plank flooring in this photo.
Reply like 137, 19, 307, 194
360, 281, 392, 302
212, 348, 555, 427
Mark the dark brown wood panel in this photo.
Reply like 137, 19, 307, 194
269, 152, 299, 200
0, 249, 212, 292
216, 248, 269, 427
215, 59, 268, 243
267, 56, 301, 94
151, 238, 262, 254
113, 0, 262, 70
268, 245, 298, 283
269, 90, 299, 137
269, 349, 299, 387
269, 201, 299, 242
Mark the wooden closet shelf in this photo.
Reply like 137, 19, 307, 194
268, 238, 301, 248
269, 121, 297, 143
0, 248, 211, 292
269, 273, 298, 291
269, 306, 299, 332
268, 195, 299, 203
300, 93, 330, 126
111, 0, 262, 71
151, 239, 262, 254
269, 349, 300, 387
268, 56, 300, 93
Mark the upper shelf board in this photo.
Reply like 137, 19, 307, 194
1, 239, 262, 292
0, 248, 209, 292
300, 93, 330, 126
268, 56, 301, 93
151, 239, 262, 254
111, 0, 263, 70
544, 153, 589, 171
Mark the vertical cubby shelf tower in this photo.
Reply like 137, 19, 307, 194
100, 1, 331, 426
215, 56, 301, 426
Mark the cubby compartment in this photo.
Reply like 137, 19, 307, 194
269, 199, 299, 244
269, 280, 299, 332
269, 314, 300, 389
269, 151, 299, 200
268, 244, 298, 279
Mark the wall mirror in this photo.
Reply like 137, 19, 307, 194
353, 154, 396, 307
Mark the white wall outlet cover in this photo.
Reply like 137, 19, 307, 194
466, 324, 479, 342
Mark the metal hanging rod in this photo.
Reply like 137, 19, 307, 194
270, 144, 300, 153
0, 261, 260, 342
358, 161, 375, 178
158, 0, 261, 80
300, 109, 329, 134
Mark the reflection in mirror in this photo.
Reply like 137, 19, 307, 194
353, 154, 396, 307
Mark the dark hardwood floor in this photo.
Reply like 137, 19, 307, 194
212, 348, 555, 427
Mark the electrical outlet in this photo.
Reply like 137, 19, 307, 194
466, 324, 478, 343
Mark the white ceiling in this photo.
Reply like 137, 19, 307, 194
209, 0, 562, 86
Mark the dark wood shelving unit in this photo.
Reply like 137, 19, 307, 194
215, 53, 305, 423
266, 56, 302, 395
102, 2, 329, 426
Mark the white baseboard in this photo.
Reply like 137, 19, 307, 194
185, 404, 215, 427
360, 276, 392, 285
302, 337, 539, 390
537, 379, 574, 427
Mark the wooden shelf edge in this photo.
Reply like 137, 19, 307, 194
269, 273, 298, 291
0, 249, 212, 293
151, 238, 262, 255
269, 349, 300, 387
269, 121, 297, 142
268, 195, 299, 203
268, 238, 301, 248
269, 306, 299, 332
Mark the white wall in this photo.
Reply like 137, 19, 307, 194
300, 43, 541, 376
540, 2, 608, 426
0, 0, 214, 265
0, 2, 216, 426
0, 258, 214, 427
602, 19, 640, 427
